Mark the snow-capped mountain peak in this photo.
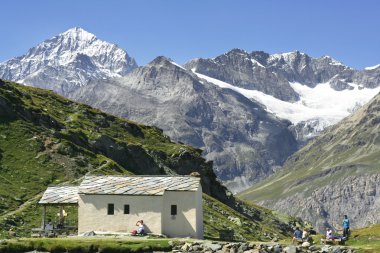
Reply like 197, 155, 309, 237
60, 27, 97, 41
0, 27, 137, 95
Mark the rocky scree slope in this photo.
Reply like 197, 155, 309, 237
0, 79, 292, 240
70, 56, 298, 192
238, 92, 380, 231
0, 27, 137, 96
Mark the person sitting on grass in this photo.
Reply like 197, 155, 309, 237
292, 227, 302, 244
136, 220, 145, 235
326, 227, 342, 240
131, 220, 145, 236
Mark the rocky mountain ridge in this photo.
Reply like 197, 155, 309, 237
186, 49, 380, 144
185, 48, 380, 98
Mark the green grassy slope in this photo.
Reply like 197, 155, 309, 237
239, 92, 380, 203
0, 79, 202, 215
0, 79, 292, 241
347, 224, 380, 253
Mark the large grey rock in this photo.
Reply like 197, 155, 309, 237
283, 245, 298, 253
203, 242, 223, 251
321, 245, 333, 253
181, 242, 192, 251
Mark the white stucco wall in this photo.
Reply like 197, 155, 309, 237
78, 186, 203, 239
162, 186, 203, 239
78, 194, 163, 234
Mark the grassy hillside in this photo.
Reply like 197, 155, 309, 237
346, 224, 380, 253
0, 79, 292, 240
0, 79, 203, 215
303, 224, 380, 252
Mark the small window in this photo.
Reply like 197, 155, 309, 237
171, 205, 177, 215
124, 204, 130, 214
107, 204, 114, 215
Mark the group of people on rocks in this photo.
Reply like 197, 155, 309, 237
292, 215, 350, 244
292, 227, 313, 244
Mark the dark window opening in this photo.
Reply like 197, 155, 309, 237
124, 204, 130, 214
108, 204, 114, 215
171, 205, 177, 215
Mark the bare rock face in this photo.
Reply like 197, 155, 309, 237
262, 173, 380, 231
0, 27, 137, 96
185, 49, 380, 99
70, 56, 298, 192
184, 49, 300, 102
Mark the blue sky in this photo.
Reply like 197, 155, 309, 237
1, 0, 379, 69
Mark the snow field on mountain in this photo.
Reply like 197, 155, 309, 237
194, 71, 380, 126
364, 64, 380, 70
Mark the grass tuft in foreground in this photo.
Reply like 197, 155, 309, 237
0, 238, 172, 253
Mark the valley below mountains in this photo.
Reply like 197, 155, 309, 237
1, 27, 379, 195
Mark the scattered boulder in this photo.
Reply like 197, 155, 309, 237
203, 242, 222, 251
82, 231, 96, 236
283, 245, 297, 253
180, 242, 192, 252
321, 245, 333, 252
169, 241, 355, 253
228, 216, 242, 226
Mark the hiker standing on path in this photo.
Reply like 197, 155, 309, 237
343, 215, 350, 238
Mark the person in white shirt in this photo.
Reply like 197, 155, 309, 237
326, 228, 333, 239
136, 220, 145, 235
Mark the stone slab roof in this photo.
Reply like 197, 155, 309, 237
78, 175, 201, 195
38, 186, 79, 205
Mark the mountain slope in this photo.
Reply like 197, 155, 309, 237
0, 79, 293, 240
185, 49, 380, 143
238, 92, 380, 231
70, 56, 298, 192
0, 27, 137, 96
